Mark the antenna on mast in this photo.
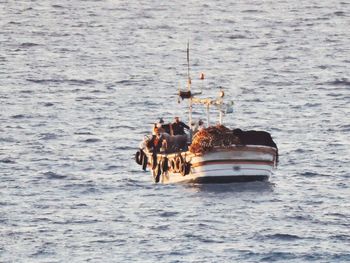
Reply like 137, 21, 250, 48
187, 41, 191, 91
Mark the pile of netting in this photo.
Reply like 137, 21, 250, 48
189, 125, 240, 154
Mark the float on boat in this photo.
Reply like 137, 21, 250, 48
135, 45, 278, 184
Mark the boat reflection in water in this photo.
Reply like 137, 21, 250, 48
184, 181, 276, 194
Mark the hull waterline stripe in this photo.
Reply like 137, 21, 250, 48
181, 175, 269, 184
190, 167, 272, 175
191, 160, 274, 168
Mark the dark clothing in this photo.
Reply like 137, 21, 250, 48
161, 124, 172, 135
147, 135, 162, 153
172, 121, 189, 135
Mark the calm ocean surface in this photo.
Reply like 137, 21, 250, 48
1, 1, 350, 262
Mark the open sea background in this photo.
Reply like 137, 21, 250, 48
1, 0, 350, 262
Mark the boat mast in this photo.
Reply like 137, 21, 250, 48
178, 45, 233, 130
206, 103, 210, 126
187, 41, 193, 134
218, 89, 224, 125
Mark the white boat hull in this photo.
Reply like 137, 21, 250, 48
146, 145, 277, 184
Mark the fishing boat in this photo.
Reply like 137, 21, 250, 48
135, 44, 278, 184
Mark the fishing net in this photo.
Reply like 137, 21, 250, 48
189, 125, 240, 154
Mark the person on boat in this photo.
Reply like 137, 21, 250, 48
156, 118, 164, 128
147, 127, 162, 153
193, 119, 205, 134
172, 116, 189, 135
152, 124, 158, 135
157, 118, 172, 135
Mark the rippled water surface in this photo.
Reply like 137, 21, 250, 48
1, 0, 350, 262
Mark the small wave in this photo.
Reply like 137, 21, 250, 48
304, 102, 321, 107
150, 225, 170, 231
43, 102, 54, 107
0, 201, 16, 206
11, 114, 30, 119
228, 34, 247, 39
26, 78, 99, 85
325, 38, 339, 43
190, 181, 274, 193
326, 78, 350, 86
0, 218, 8, 224
8, 21, 21, 25
39, 133, 58, 140
293, 148, 313, 154
330, 234, 350, 241
74, 131, 94, 135
26, 78, 60, 84
114, 79, 142, 86
52, 4, 64, 8
104, 165, 123, 170
30, 248, 55, 257
121, 177, 146, 187
43, 171, 67, 179
288, 215, 312, 221
62, 182, 95, 189
75, 96, 100, 101
0, 158, 16, 164
81, 138, 101, 143
115, 80, 131, 84
318, 65, 328, 69
80, 187, 101, 194
19, 89, 34, 94
0, 137, 16, 143
91, 89, 103, 93
19, 42, 40, 48
325, 212, 348, 218
53, 219, 100, 225
260, 252, 295, 261
300, 171, 319, 177
72, 203, 88, 208
159, 211, 179, 218
327, 92, 343, 97
31, 217, 51, 223
114, 146, 135, 150
339, 124, 350, 131
90, 239, 126, 244
111, 125, 135, 130
242, 9, 264, 13
266, 233, 302, 240
334, 11, 346, 16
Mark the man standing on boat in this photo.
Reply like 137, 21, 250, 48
172, 116, 190, 135
192, 119, 205, 134
157, 118, 172, 135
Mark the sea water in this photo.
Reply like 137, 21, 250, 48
1, 1, 349, 262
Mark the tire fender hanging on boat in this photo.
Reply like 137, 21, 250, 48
142, 154, 148, 171
180, 162, 191, 176
135, 149, 144, 165
153, 162, 161, 183
169, 158, 176, 172
161, 157, 169, 173
184, 162, 191, 175
151, 152, 157, 170
175, 155, 183, 173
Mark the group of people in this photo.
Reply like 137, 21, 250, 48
148, 117, 188, 153
155, 116, 189, 136
154, 117, 205, 136
147, 117, 205, 154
